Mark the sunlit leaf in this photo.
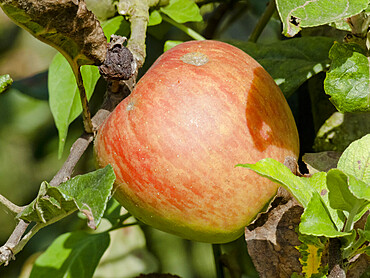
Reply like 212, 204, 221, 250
0, 74, 12, 93
324, 42, 370, 112
30, 231, 110, 278
148, 10, 162, 26
238, 158, 345, 230
164, 40, 183, 52
238, 158, 325, 208
19, 165, 115, 229
337, 134, 370, 185
57, 165, 116, 229
300, 192, 350, 237
160, 0, 202, 23
101, 15, 130, 39
276, 0, 368, 37
326, 169, 369, 214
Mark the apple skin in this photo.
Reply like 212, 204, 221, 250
94, 40, 299, 243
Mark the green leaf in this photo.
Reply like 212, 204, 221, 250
19, 165, 115, 229
228, 37, 334, 97
0, 0, 106, 66
276, 0, 369, 37
238, 158, 345, 230
300, 192, 350, 237
148, 10, 162, 26
57, 165, 116, 229
18, 181, 78, 223
0, 74, 13, 93
337, 134, 370, 185
324, 42, 370, 112
101, 15, 130, 39
326, 169, 368, 212
347, 175, 370, 201
164, 40, 183, 52
48, 53, 100, 157
327, 168, 369, 233
160, 0, 202, 23
238, 158, 326, 208
30, 231, 110, 278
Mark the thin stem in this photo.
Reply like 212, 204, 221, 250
343, 203, 361, 233
107, 222, 139, 233
248, 0, 276, 43
162, 14, 206, 41
74, 66, 94, 134
212, 244, 225, 278
13, 209, 77, 255
343, 236, 367, 259
0, 194, 23, 215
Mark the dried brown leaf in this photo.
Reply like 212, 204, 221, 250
245, 197, 304, 278
0, 0, 107, 66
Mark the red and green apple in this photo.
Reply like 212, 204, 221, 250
94, 40, 299, 243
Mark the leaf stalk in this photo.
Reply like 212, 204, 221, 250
162, 14, 206, 41
73, 65, 94, 134
248, 0, 276, 43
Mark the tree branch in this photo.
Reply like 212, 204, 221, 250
0, 194, 23, 215
0, 220, 28, 266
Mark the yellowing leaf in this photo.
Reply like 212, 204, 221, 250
300, 244, 322, 277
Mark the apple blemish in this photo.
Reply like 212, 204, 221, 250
180, 52, 209, 66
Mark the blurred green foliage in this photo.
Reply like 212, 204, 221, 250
5, 0, 366, 277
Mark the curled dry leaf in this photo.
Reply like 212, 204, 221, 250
0, 0, 107, 66
245, 195, 304, 277
99, 35, 137, 81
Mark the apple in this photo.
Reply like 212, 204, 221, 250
94, 40, 299, 243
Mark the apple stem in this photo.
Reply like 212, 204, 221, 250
212, 244, 225, 278
248, 0, 276, 43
